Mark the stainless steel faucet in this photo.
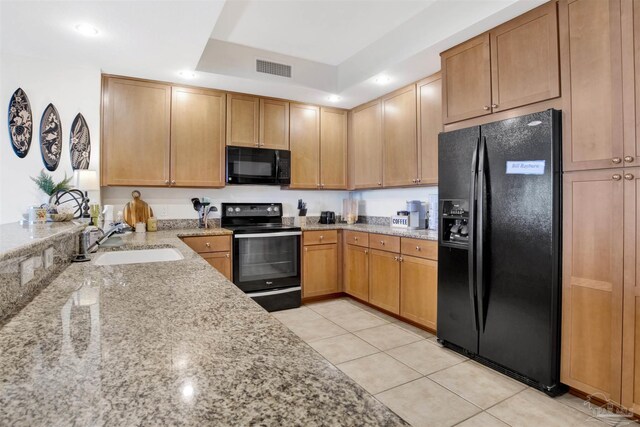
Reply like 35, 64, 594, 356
73, 222, 132, 262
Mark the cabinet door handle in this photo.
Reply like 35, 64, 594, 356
378, 182, 382, 186
225, 253, 230, 258
491, 104, 498, 109
625, 156, 634, 163
305, 247, 308, 252
483, 105, 490, 111
394, 256, 399, 261
364, 249, 368, 254
625, 173, 634, 180
613, 174, 622, 181
354, 237, 358, 241
171, 180, 176, 185
165, 180, 170, 185
417, 179, 421, 183
416, 246, 421, 251
612, 157, 622, 164
399, 257, 404, 262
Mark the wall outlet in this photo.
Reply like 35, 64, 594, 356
44, 247, 54, 270
20, 258, 35, 286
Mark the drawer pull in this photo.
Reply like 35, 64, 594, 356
225, 253, 230, 258
380, 240, 385, 245
365, 249, 368, 254
319, 235, 324, 240
354, 237, 358, 241
205, 242, 211, 248
416, 246, 421, 251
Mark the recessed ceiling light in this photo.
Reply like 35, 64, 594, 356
74, 23, 99, 37
374, 75, 391, 85
178, 70, 197, 79
327, 95, 341, 103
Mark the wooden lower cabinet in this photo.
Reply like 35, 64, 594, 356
344, 244, 369, 301
562, 169, 624, 403
400, 255, 438, 330
303, 244, 339, 298
201, 252, 232, 281
369, 249, 401, 314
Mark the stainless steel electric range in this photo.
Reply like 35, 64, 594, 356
221, 203, 301, 312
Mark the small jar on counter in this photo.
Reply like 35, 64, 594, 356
146, 216, 157, 232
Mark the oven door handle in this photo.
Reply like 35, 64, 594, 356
234, 231, 302, 239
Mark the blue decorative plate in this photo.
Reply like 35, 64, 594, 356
40, 103, 62, 171
8, 88, 33, 158
69, 113, 90, 170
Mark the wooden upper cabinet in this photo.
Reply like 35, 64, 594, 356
320, 107, 348, 189
417, 74, 442, 185
561, 0, 624, 171
351, 100, 383, 189
102, 77, 171, 186
290, 104, 320, 189
226, 93, 259, 147
441, 34, 492, 124
170, 87, 225, 188
260, 98, 289, 149
382, 85, 418, 187
561, 169, 624, 403
490, 1, 560, 112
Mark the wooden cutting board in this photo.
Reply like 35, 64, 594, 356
123, 190, 153, 227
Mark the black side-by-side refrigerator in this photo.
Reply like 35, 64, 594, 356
437, 109, 562, 395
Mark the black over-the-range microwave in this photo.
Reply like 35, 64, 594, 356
226, 146, 291, 185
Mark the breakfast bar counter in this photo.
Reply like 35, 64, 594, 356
0, 229, 405, 426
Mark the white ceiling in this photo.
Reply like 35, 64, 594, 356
210, 0, 435, 66
0, 0, 547, 109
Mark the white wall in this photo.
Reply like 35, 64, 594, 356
0, 52, 101, 224
353, 185, 438, 217
101, 185, 438, 222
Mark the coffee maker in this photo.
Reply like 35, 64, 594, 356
406, 200, 426, 229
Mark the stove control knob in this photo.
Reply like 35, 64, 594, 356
235, 207, 241, 212
227, 207, 233, 213
274, 207, 279, 212
267, 207, 272, 212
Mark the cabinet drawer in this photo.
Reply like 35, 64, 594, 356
344, 230, 369, 247
401, 238, 437, 260
304, 230, 338, 246
369, 234, 400, 253
182, 235, 231, 253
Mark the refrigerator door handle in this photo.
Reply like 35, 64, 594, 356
468, 137, 480, 332
476, 136, 487, 332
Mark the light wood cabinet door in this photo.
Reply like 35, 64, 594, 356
561, 0, 624, 171
320, 107, 348, 189
622, 167, 640, 412
417, 74, 442, 185
351, 101, 383, 189
401, 255, 438, 330
170, 87, 225, 188
290, 104, 320, 189
303, 243, 338, 298
226, 93, 260, 147
369, 249, 400, 314
562, 169, 624, 403
344, 244, 369, 301
382, 85, 418, 187
102, 77, 171, 186
201, 252, 232, 281
490, 1, 559, 113
260, 98, 289, 149
441, 33, 492, 124
623, 0, 640, 167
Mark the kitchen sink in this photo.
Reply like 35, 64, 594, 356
93, 248, 183, 266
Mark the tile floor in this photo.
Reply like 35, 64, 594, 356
272, 297, 639, 427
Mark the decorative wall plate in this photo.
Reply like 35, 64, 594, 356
8, 88, 33, 158
40, 103, 62, 171
69, 113, 90, 169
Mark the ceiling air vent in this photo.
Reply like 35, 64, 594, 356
256, 59, 291, 78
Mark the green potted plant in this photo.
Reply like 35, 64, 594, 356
30, 169, 73, 206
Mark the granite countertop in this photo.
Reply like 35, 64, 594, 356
0, 221, 86, 262
0, 229, 405, 426
301, 223, 438, 241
